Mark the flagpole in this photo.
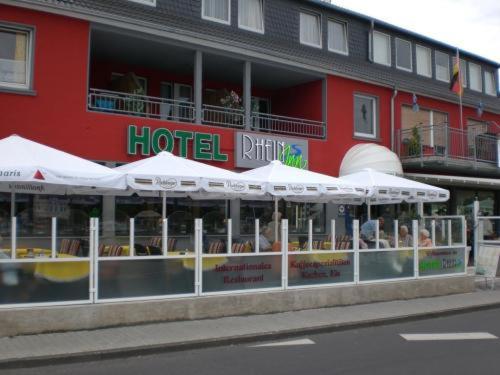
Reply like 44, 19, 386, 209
457, 49, 464, 131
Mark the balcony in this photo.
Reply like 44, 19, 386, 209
88, 27, 326, 139
396, 124, 500, 176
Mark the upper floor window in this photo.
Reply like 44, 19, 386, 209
354, 94, 378, 139
395, 38, 412, 72
484, 70, 496, 96
0, 25, 33, 90
416, 45, 432, 77
372, 31, 391, 66
128, 0, 156, 6
459, 59, 467, 87
469, 62, 482, 92
238, 0, 264, 33
435, 51, 449, 82
300, 12, 322, 48
202, 0, 231, 25
327, 19, 348, 55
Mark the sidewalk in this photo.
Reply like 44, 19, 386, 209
1, 280, 499, 369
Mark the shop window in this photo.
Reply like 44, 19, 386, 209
416, 45, 432, 77
202, 0, 231, 25
238, 0, 264, 33
300, 11, 322, 48
0, 25, 33, 90
371, 31, 391, 66
469, 63, 482, 92
484, 71, 496, 96
354, 94, 378, 139
327, 19, 348, 55
435, 51, 450, 82
395, 38, 412, 72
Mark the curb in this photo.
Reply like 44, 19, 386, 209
2, 300, 500, 370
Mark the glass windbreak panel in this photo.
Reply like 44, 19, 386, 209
479, 217, 500, 242
396, 221, 414, 249
434, 219, 450, 247
98, 259, 195, 299
419, 247, 466, 276
288, 252, 354, 287
359, 250, 414, 281
202, 254, 282, 292
334, 205, 354, 250
0, 261, 90, 304
0, 216, 11, 258
167, 219, 195, 255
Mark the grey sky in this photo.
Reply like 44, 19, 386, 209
329, 0, 500, 64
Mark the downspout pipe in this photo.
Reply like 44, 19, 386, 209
390, 87, 398, 151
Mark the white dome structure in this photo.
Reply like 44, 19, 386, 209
339, 143, 403, 176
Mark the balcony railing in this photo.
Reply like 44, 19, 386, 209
88, 88, 195, 122
88, 88, 326, 139
397, 124, 499, 166
251, 112, 326, 138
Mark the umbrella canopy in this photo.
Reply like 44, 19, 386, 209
115, 151, 265, 197
0, 135, 126, 194
240, 160, 365, 201
339, 168, 449, 205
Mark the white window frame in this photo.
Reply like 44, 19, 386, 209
371, 30, 391, 67
459, 59, 467, 88
484, 70, 496, 96
0, 24, 34, 91
202, 0, 231, 25
435, 51, 450, 83
354, 94, 378, 139
127, 0, 156, 6
469, 62, 482, 92
299, 11, 322, 49
238, 0, 264, 34
327, 18, 348, 56
415, 44, 432, 78
395, 38, 412, 72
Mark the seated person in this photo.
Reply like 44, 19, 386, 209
398, 225, 413, 247
259, 226, 273, 252
418, 229, 433, 247
360, 220, 377, 249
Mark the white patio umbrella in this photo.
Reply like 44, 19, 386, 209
339, 168, 450, 208
0, 135, 126, 215
240, 160, 366, 240
115, 151, 265, 219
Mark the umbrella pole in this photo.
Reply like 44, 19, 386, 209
274, 197, 279, 242
162, 191, 167, 220
10, 191, 15, 217
367, 202, 371, 220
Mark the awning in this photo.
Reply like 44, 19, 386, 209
405, 173, 500, 190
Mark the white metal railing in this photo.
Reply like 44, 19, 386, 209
0, 216, 467, 307
202, 104, 245, 128
251, 112, 326, 139
88, 88, 195, 122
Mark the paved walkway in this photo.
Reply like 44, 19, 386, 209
1, 280, 500, 368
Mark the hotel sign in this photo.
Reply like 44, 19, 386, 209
235, 132, 309, 169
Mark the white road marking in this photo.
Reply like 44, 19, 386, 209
251, 339, 316, 347
401, 332, 498, 341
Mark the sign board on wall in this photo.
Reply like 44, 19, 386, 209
235, 132, 309, 169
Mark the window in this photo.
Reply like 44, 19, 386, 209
354, 94, 377, 139
401, 105, 448, 148
300, 12, 321, 48
128, 0, 156, 6
460, 59, 467, 87
469, 62, 482, 92
238, 0, 264, 33
202, 0, 230, 25
327, 19, 348, 55
435, 51, 450, 82
0, 25, 32, 90
395, 38, 412, 72
484, 71, 496, 96
416, 45, 432, 77
372, 31, 391, 66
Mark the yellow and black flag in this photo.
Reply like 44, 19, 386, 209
450, 50, 463, 96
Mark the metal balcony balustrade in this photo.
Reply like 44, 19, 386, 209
396, 123, 499, 167
88, 88, 326, 139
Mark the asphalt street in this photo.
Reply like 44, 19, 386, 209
5, 307, 500, 375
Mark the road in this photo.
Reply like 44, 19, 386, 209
5, 307, 500, 375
